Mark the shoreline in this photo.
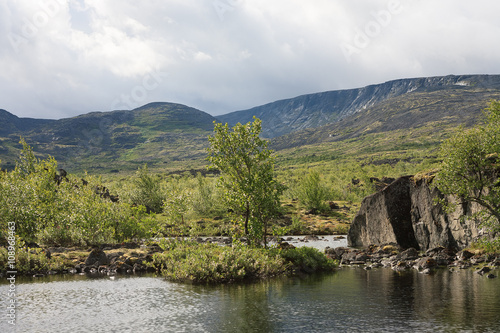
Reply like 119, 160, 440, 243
326, 244, 500, 278
2, 238, 499, 281
1, 235, 343, 280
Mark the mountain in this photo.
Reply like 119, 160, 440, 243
218, 74, 500, 138
0, 109, 55, 137
270, 83, 500, 151
2, 74, 500, 173
0, 102, 216, 172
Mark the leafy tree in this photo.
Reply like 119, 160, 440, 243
207, 117, 284, 247
435, 100, 500, 231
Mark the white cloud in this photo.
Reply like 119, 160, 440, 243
0, 0, 500, 119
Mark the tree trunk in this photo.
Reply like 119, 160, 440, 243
244, 202, 249, 235
264, 220, 268, 249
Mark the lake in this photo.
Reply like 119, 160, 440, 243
2, 267, 499, 332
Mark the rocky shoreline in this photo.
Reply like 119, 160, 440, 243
325, 244, 500, 278
1, 242, 163, 278
4, 238, 499, 279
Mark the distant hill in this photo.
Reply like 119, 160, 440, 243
218, 75, 500, 138
2, 74, 500, 173
0, 102, 216, 172
0, 109, 55, 137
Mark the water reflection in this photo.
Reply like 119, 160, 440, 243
1, 269, 499, 332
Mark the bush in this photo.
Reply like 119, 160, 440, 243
130, 164, 165, 214
191, 174, 226, 217
280, 246, 336, 274
152, 240, 288, 283
298, 171, 330, 213
0, 141, 156, 246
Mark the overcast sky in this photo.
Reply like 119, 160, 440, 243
1, 0, 500, 119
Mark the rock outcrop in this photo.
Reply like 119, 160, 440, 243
325, 244, 500, 276
348, 174, 488, 251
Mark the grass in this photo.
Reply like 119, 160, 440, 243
151, 239, 336, 284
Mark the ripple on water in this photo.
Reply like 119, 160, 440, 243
1, 265, 500, 333
7, 277, 213, 333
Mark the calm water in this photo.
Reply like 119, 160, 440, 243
1, 268, 500, 333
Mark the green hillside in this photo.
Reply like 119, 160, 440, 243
2, 75, 500, 175
0, 102, 216, 173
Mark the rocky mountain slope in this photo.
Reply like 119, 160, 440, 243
0, 109, 54, 137
2, 74, 500, 172
219, 75, 500, 139
0, 102, 216, 172
270, 84, 500, 151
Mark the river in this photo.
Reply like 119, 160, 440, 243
1, 266, 499, 332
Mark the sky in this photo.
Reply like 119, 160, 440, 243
1, 0, 500, 119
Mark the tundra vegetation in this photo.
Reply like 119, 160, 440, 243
0, 120, 339, 282
2, 101, 500, 281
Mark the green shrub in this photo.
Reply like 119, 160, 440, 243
280, 246, 336, 273
152, 240, 288, 284
130, 164, 165, 213
191, 174, 226, 217
288, 214, 306, 234
298, 171, 330, 213
0, 141, 157, 246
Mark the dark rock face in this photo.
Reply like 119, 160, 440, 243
85, 249, 109, 266
348, 176, 420, 249
348, 175, 485, 251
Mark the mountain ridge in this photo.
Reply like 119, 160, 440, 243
0, 102, 216, 171
218, 74, 500, 138
2, 74, 500, 172
270, 85, 500, 151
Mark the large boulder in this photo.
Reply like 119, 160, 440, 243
85, 249, 109, 266
348, 176, 419, 249
348, 174, 486, 251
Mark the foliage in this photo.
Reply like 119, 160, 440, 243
16, 138, 38, 176
0, 239, 73, 274
435, 100, 500, 231
469, 238, 500, 254
152, 240, 287, 284
280, 246, 336, 273
191, 174, 227, 217
151, 240, 336, 284
163, 179, 192, 235
207, 117, 285, 247
0, 140, 154, 246
288, 214, 307, 234
297, 170, 330, 213
130, 164, 165, 213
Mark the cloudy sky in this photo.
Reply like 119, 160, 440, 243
1, 0, 500, 119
